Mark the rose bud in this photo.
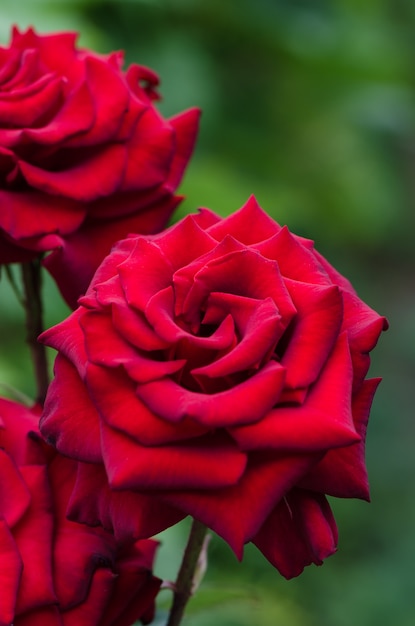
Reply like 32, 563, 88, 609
40, 197, 388, 578
0, 397, 161, 624
0, 27, 200, 307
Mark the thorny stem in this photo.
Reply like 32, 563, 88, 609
21, 260, 49, 404
166, 519, 209, 626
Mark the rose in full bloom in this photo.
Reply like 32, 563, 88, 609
0, 397, 161, 624
40, 197, 388, 578
0, 26, 200, 307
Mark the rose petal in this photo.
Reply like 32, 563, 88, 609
81, 310, 185, 381
19, 142, 127, 202
100, 423, 247, 491
193, 296, 285, 377
118, 238, 174, 311
253, 489, 338, 579
299, 378, 381, 500
254, 226, 329, 285
98, 548, 161, 626
145, 285, 236, 352
121, 107, 175, 191
0, 520, 22, 624
231, 333, 360, 452
0, 190, 84, 239
14, 466, 56, 613
40, 355, 102, 463
63, 55, 130, 146
0, 450, 31, 527
164, 107, 201, 191
153, 212, 217, 271
0, 74, 63, 127
206, 195, 280, 243
161, 451, 320, 557
136, 360, 286, 427
39, 309, 87, 378
67, 462, 185, 542
86, 363, 208, 445
281, 280, 343, 388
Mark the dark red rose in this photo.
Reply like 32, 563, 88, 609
0, 27, 200, 307
0, 397, 161, 624
40, 197, 388, 578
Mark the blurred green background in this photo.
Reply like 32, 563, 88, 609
0, 1, 413, 625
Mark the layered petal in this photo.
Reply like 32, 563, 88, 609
0, 26, 199, 307
0, 397, 161, 623
40, 196, 387, 579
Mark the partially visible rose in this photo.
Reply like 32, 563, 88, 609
0, 397, 161, 625
0, 26, 200, 307
40, 197, 388, 578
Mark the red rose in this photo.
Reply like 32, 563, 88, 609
0, 27, 200, 307
0, 397, 161, 624
40, 197, 387, 578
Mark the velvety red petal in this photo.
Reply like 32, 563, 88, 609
100, 423, 247, 490
145, 286, 236, 351
153, 213, 217, 271
121, 108, 174, 191
60, 569, 114, 626
19, 143, 127, 202
40, 355, 102, 463
85, 183, 179, 220
11, 28, 79, 80
164, 107, 201, 191
193, 296, 285, 377
0, 232, 39, 263
281, 280, 343, 388
111, 300, 169, 352
53, 524, 114, 612
118, 238, 174, 311
63, 56, 129, 146
177, 248, 295, 322
0, 397, 44, 465
171, 235, 246, 318
81, 310, 175, 377
231, 333, 359, 452
0, 450, 31, 527
98, 544, 161, 626
299, 378, 381, 500
0, 190, 84, 239
17, 80, 95, 146
39, 310, 87, 378
125, 64, 160, 102
161, 451, 320, 556
254, 226, 329, 285
86, 363, 208, 445
0, 520, 22, 625
253, 490, 338, 579
136, 361, 286, 427
14, 605, 62, 626
340, 289, 389, 385
1, 47, 39, 89
206, 196, 280, 243
67, 462, 185, 543
0, 46, 21, 84
0, 74, 63, 126
14, 466, 56, 613
45, 200, 178, 309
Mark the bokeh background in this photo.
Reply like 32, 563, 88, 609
0, 1, 414, 625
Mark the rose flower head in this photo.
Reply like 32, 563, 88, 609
0, 26, 200, 307
40, 197, 388, 579
0, 397, 161, 625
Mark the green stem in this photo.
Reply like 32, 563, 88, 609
166, 519, 209, 626
21, 260, 49, 405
